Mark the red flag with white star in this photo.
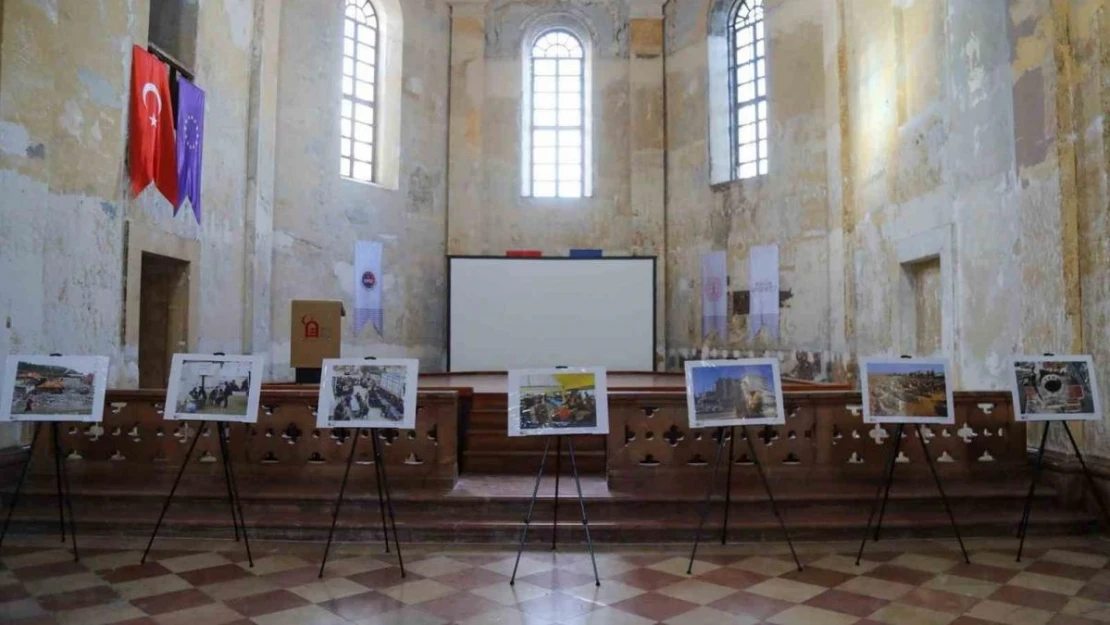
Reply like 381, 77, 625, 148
128, 45, 178, 204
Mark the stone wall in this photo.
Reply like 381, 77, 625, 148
270, 0, 451, 376
664, 0, 831, 366
2, 0, 1109, 462
0, 0, 260, 447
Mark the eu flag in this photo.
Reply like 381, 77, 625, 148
175, 76, 205, 224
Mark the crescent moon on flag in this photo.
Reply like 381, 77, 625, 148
141, 83, 162, 116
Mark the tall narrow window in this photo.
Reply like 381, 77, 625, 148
527, 30, 586, 198
341, 0, 379, 183
729, 0, 767, 179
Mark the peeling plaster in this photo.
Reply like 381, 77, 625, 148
77, 68, 121, 109
0, 122, 31, 157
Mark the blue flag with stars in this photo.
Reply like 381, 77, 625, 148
175, 76, 205, 224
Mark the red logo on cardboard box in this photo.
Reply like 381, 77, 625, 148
301, 315, 320, 339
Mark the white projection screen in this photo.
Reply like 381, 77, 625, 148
448, 257, 656, 372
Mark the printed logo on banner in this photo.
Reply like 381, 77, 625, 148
704, 276, 724, 300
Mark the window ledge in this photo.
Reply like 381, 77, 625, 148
521, 195, 594, 203
341, 175, 398, 192
709, 173, 767, 193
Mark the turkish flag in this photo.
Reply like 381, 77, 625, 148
129, 45, 178, 204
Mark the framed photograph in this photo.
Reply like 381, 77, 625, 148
164, 354, 264, 423
508, 367, 609, 437
685, 359, 785, 428
1011, 355, 1101, 422
316, 358, 419, 429
861, 358, 954, 424
0, 355, 110, 422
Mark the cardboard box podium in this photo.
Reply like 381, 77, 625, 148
290, 300, 345, 380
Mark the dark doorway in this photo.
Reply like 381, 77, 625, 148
139, 253, 190, 388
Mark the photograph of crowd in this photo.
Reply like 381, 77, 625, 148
509, 368, 609, 436
165, 354, 263, 422
317, 359, 418, 429
685, 359, 784, 427
1012, 356, 1101, 421
1, 355, 109, 422
862, 359, 953, 424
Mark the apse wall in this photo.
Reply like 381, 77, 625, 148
270, 0, 451, 378
0, 0, 262, 446
444, 0, 668, 364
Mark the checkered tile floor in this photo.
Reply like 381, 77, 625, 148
2, 537, 1109, 625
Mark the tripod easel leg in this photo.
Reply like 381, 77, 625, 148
371, 430, 404, 576
510, 437, 552, 585
142, 421, 206, 564
688, 428, 727, 575
721, 428, 735, 546
0, 423, 42, 550
55, 425, 79, 561
220, 422, 253, 567
320, 428, 360, 578
216, 424, 241, 542
1061, 422, 1110, 523
51, 423, 65, 543
916, 424, 969, 563
1016, 423, 1050, 549
874, 425, 904, 542
567, 438, 599, 586
857, 423, 903, 565
370, 431, 390, 554
552, 436, 561, 551
744, 426, 801, 571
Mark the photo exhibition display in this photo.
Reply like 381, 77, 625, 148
0, 355, 110, 423
316, 358, 419, 429
684, 358, 786, 427
508, 367, 609, 437
163, 354, 265, 423
860, 358, 955, 425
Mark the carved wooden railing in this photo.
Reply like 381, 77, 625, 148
607, 390, 1025, 489
27, 388, 460, 488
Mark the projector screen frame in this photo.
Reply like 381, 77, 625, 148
446, 255, 658, 372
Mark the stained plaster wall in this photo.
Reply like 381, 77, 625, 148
270, 0, 450, 377
665, 0, 1110, 460
0, 0, 259, 447
836, 0, 1110, 459
664, 0, 839, 381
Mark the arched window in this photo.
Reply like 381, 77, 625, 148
729, 0, 767, 179
523, 29, 589, 198
340, 0, 379, 183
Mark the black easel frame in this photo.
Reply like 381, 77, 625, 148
856, 422, 969, 565
1015, 419, 1110, 561
688, 426, 802, 574
0, 422, 79, 561
318, 428, 405, 578
510, 435, 599, 587
141, 420, 253, 567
